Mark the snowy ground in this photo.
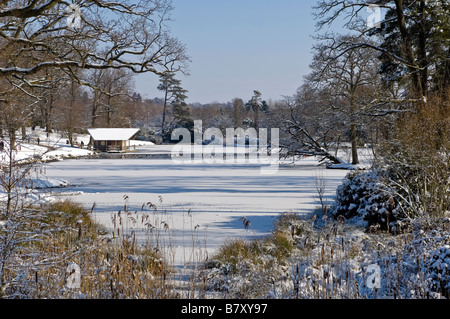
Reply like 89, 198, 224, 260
1, 129, 91, 163
1, 127, 155, 164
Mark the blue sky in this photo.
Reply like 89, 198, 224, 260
135, 0, 321, 104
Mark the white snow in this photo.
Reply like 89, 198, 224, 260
22, 177, 70, 189
1, 128, 93, 164
87, 128, 140, 141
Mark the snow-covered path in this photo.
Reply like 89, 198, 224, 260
43, 155, 349, 266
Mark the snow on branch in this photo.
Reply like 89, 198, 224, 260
0, 0, 189, 81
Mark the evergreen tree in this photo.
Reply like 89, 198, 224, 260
157, 72, 188, 142
315, 0, 450, 100
245, 90, 268, 130
369, 0, 450, 97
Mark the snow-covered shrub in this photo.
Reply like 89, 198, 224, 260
427, 245, 450, 298
135, 128, 158, 144
332, 169, 408, 232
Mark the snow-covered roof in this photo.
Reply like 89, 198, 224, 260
88, 128, 139, 141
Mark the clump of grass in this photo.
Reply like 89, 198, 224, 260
46, 200, 103, 240
47, 200, 91, 223
211, 215, 296, 273
268, 231, 294, 261
213, 239, 263, 273
202, 215, 300, 298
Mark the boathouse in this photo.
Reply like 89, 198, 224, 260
88, 128, 139, 152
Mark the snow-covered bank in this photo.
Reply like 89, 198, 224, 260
0, 177, 69, 204
0, 127, 156, 165
20, 177, 70, 189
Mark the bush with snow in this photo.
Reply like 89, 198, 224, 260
332, 169, 408, 232
427, 245, 450, 298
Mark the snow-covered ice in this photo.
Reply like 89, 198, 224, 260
42, 152, 350, 266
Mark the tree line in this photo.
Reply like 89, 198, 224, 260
1, 1, 448, 152
0, 0, 189, 149
0, 0, 448, 177
249, 0, 449, 169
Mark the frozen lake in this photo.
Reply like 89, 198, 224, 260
43, 154, 350, 266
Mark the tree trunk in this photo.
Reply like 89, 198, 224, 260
161, 89, 168, 142
8, 127, 16, 151
106, 94, 112, 128
45, 94, 54, 133
68, 131, 74, 147
349, 78, 359, 165
418, 0, 428, 97
393, 0, 423, 99
351, 123, 359, 165
91, 91, 99, 128
253, 107, 259, 131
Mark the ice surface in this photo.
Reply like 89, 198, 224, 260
43, 153, 349, 266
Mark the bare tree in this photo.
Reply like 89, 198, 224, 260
87, 68, 134, 128
0, 1, 189, 80
276, 86, 345, 165
53, 78, 84, 147
307, 35, 381, 164
0, 77, 39, 151
0, 0, 189, 148
36, 68, 71, 134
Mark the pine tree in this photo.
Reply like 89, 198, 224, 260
157, 72, 188, 141
369, 0, 450, 97
245, 90, 268, 130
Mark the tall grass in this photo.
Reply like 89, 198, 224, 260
204, 210, 450, 299
0, 198, 212, 298
2, 196, 449, 299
